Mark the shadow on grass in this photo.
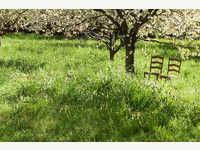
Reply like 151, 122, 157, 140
188, 56, 200, 62
4, 33, 107, 50
3, 32, 90, 41
0, 58, 47, 73
4, 32, 65, 40
136, 41, 181, 58
45, 42, 107, 50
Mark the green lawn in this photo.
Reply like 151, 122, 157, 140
0, 33, 200, 141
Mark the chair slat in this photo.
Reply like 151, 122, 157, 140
168, 64, 180, 68
151, 66, 162, 69
168, 69, 180, 73
151, 56, 164, 59
169, 58, 181, 62
151, 61, 163, 65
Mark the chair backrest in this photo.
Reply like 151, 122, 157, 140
167, 58, 182, 75
150, 56, 164, 74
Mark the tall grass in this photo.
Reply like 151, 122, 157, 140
0, 33, 200, 141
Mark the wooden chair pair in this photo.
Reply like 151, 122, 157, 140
144, 56, 181, 80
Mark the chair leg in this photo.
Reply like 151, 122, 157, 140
156, 74, 159, 80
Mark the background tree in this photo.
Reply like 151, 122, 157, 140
140, 9, 200, 60
0, 9, 28, 47
0, 9, 28, 34
147, 9, 200, 40
85, 12, 123, 61
20, 9, 91, 36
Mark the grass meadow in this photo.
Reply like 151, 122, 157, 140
0, 33, 200, 141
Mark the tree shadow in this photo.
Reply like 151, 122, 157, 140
137, 41, 180, 58
0, 58, 47, 73
156, 43, 180, 58
156, 42, 200, 62
188, 56, 200, 62
46, 42, 107, 50
3, 32, 90, 41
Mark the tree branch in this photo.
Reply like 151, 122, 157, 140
94, 9, 121, 29
116, 9, 124, 19
114, 41, 124, 53
9, 9, 28, 27
87, 32, 111, 49
74, 14, 104, 27
130, 9, 159, 36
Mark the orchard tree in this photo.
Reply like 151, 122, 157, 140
21, 9, 91, 36
141, 9, 200, 40
0, 9, 28, 35
141, 9, 200, 60
85, 13, 123, 61
0, 9, 28, 47
88, 28, 123, 61
90, 9, 160, 73
85, 9, 200, 73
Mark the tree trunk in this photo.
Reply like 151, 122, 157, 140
109, 32, 116, 61
110, 49, 115, 61
125, 42, 136, 73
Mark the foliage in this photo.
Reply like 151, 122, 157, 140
0, 9, 28, 35
143, 9, 200, 40
20, 9, 89, 35
0, 9, 90, 36
1, 9, 200, 39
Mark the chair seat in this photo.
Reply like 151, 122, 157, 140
144, 72, 160, 75
160, 74, 177, 79
144, 72, 160, 80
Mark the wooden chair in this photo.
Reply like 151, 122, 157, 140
144, 56, 164, 80
160, 58, 182, 79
